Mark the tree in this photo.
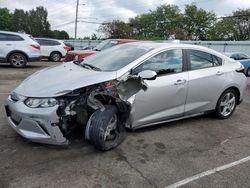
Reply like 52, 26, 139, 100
98, 20, 133, 38
211, 9, 250, 40
183, 4, 217, 40
91, 33, 98, 40
28, 6, 51, 37
0, 8, 12, 30
11, 9, 30, 33
50, 30, 69, 39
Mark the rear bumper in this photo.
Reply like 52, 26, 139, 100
5, 96, 68, 145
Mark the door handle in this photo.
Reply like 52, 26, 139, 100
174, 79, 186, 85
216, 71, 224, 76
5, 44, 12, 46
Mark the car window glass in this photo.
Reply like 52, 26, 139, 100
81, 44, 153, 71
133, 49, 183, 75
238, 53, 249, 60
189, 50, 222, 70
0, 33, 8, 41
36, 39, 60, 46
7, 34, 24, 41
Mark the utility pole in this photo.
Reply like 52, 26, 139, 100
75, 0, 79, 39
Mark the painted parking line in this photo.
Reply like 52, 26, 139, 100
165, 156, 250, 188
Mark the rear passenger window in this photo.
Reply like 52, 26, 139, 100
0, 33, 24, 41
189, 50, 222, 70
36, 39, 60, 46
7, 34, 24, 41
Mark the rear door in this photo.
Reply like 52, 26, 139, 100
131, 49, 188, 128
184, 49, 225, 115
0, 33, 17, 60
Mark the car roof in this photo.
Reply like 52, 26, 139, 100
0, 30, 29, 36
125, 41, 227, 59
35, 37, 60, 41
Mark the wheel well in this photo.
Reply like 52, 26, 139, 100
227, 86, 240, 105
50, 51, 62, 57
7, 51, 28, 62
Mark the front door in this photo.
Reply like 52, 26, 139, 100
130, 49, 188, 128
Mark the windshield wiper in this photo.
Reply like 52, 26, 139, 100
73, 58, 84, 65
93, 48, 101, 51
81, 63, 102, 71
73, 59, 101, 71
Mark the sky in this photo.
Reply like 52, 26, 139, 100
0, 0, 250, 38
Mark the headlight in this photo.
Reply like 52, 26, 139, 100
25, 98, 58, 108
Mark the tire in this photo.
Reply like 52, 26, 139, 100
247, 67, 250, 77
50, 52, 61, 62
215, 89, 238, 119
9, 53, 27, 68
88, 105, 127, 151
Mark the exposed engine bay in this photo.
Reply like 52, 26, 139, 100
55, 75, 147, 142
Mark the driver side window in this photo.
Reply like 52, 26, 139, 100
133, 49, 183, 75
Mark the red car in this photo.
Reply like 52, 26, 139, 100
64, 39, 140, 62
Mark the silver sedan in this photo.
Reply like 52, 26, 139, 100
5, 42, 247, 150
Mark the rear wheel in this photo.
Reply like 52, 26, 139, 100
50, 52, 61, 62
88, 105, 127, 151
215, 89, 237, 119
9, 53, 27, 68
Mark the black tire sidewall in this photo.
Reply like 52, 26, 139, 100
247, 67, 250, 77
215, 89, 237, 119
88, 105, 126, 151
9, 53, 27, 68
50, 52, 61, 62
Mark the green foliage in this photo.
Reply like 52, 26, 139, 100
50, 30, 69, 39
0, 8, 12, 30
98, 20, 133, 39
212, 9, 250, 40
0, 6, 69, 39
98, 4, 250, 41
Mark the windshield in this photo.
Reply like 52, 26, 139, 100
81, 44, 153, 71
93, 40, 117, 51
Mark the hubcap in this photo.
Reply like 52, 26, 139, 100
11, 55, 24, 66
220, 92, 236, 116
52, 54, 60, 61
104, 115, 117, 141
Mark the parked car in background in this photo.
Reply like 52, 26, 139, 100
225, 52, 250, 76
35, 38, 70, 62
64, 39, 140, 62
5, 42, 247, 150
63, 42, 74, 51
0, 31, 41, 67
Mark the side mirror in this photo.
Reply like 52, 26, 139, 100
138, 70, 157, 80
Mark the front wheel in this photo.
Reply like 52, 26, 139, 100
9, 53, 27, 68
88, 105, 127, 151
215, 89, 237, 119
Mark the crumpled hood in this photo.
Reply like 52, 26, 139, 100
14, 62, 117, 97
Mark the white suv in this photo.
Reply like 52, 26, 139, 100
35, 38, 69, 62
0, 31, 41, 67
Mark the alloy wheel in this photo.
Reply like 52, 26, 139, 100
11, 55, 25, 67
220, 92, 236, 117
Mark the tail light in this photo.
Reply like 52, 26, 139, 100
235, 64, 245, 73
30, 44, 40, 50
64, 46, 71, 51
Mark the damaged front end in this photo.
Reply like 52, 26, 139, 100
52, 75, 148, 146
